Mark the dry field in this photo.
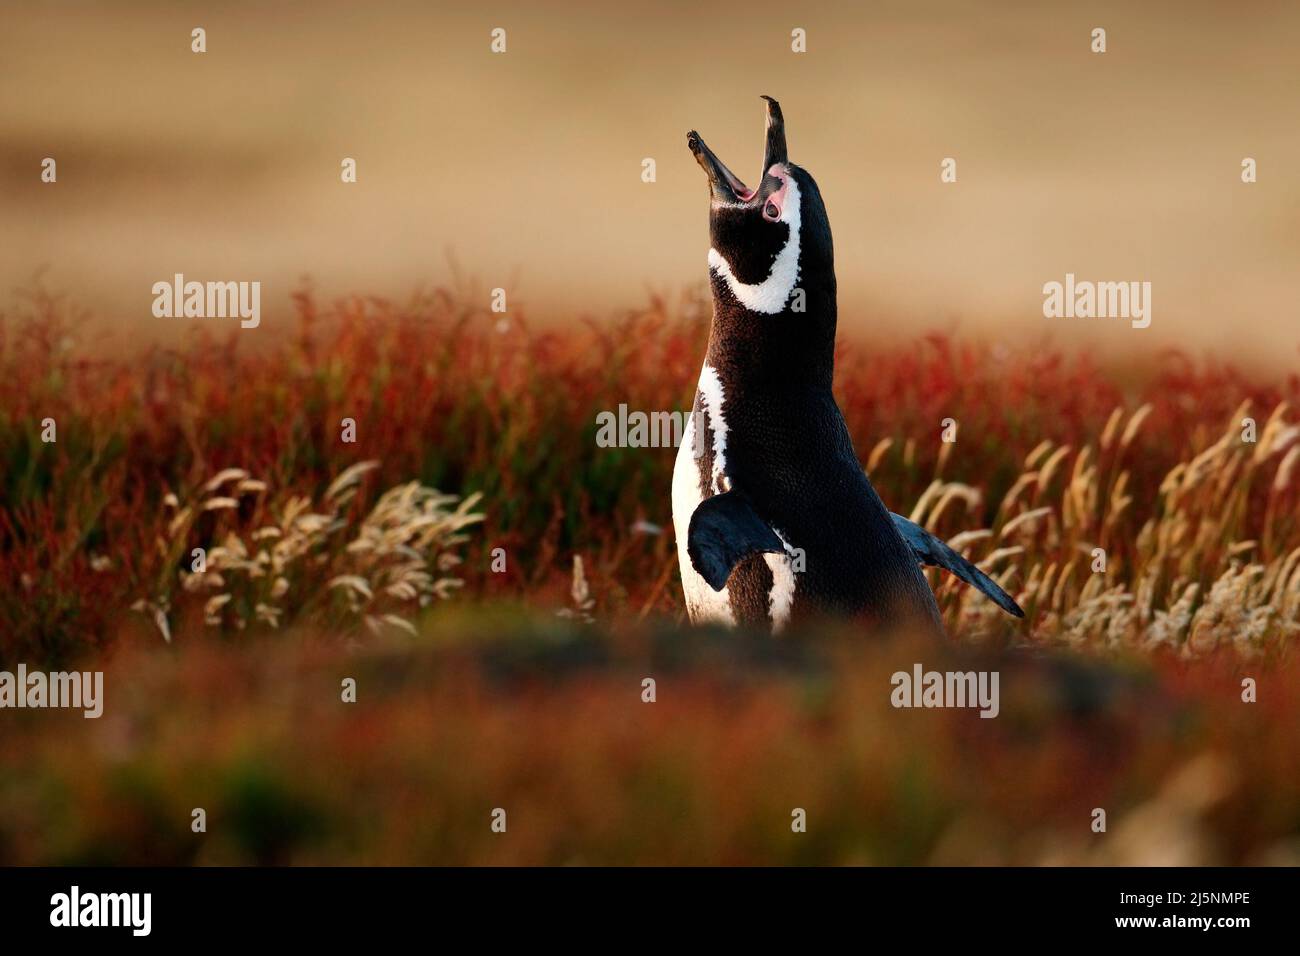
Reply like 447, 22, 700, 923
0, 282, 1297, 864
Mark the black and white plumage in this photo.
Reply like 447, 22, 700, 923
672, 97, 1023, 634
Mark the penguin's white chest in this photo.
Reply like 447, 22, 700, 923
672, 411, 735, 626
672, 366, 798, 632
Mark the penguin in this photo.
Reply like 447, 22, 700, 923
672, 96, 1024, 634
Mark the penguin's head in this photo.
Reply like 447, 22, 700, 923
686, 97, 834, 315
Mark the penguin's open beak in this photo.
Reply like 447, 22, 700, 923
687, 95, 788, 202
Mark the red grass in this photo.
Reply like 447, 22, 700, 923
2, 283, 1298, 664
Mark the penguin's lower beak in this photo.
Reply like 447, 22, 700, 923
687, 130, 753, 201
761, 95, 787, 171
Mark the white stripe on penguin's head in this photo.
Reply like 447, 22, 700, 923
707, 166, 802, 315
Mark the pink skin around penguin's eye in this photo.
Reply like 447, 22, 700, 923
762, 165, 789, 221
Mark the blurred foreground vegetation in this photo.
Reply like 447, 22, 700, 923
1, 613, 1296, 865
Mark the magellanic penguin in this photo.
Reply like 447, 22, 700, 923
672, 96, 1024, 634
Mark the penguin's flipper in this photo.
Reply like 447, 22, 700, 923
687, 490, 785, 591
890, 513, 1025, 618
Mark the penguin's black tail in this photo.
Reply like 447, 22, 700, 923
890, 513, 1025, 618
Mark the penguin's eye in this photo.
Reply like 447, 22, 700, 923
763, 200, 780, 222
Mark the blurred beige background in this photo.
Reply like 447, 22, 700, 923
1, 0, 1298, 367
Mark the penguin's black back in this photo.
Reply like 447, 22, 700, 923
688, 371, 943, 632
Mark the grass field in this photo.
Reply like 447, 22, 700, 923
1, 282, 1297, 864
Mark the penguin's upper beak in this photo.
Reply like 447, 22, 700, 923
687, 129, 752, 201
687, 96, 788, 202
